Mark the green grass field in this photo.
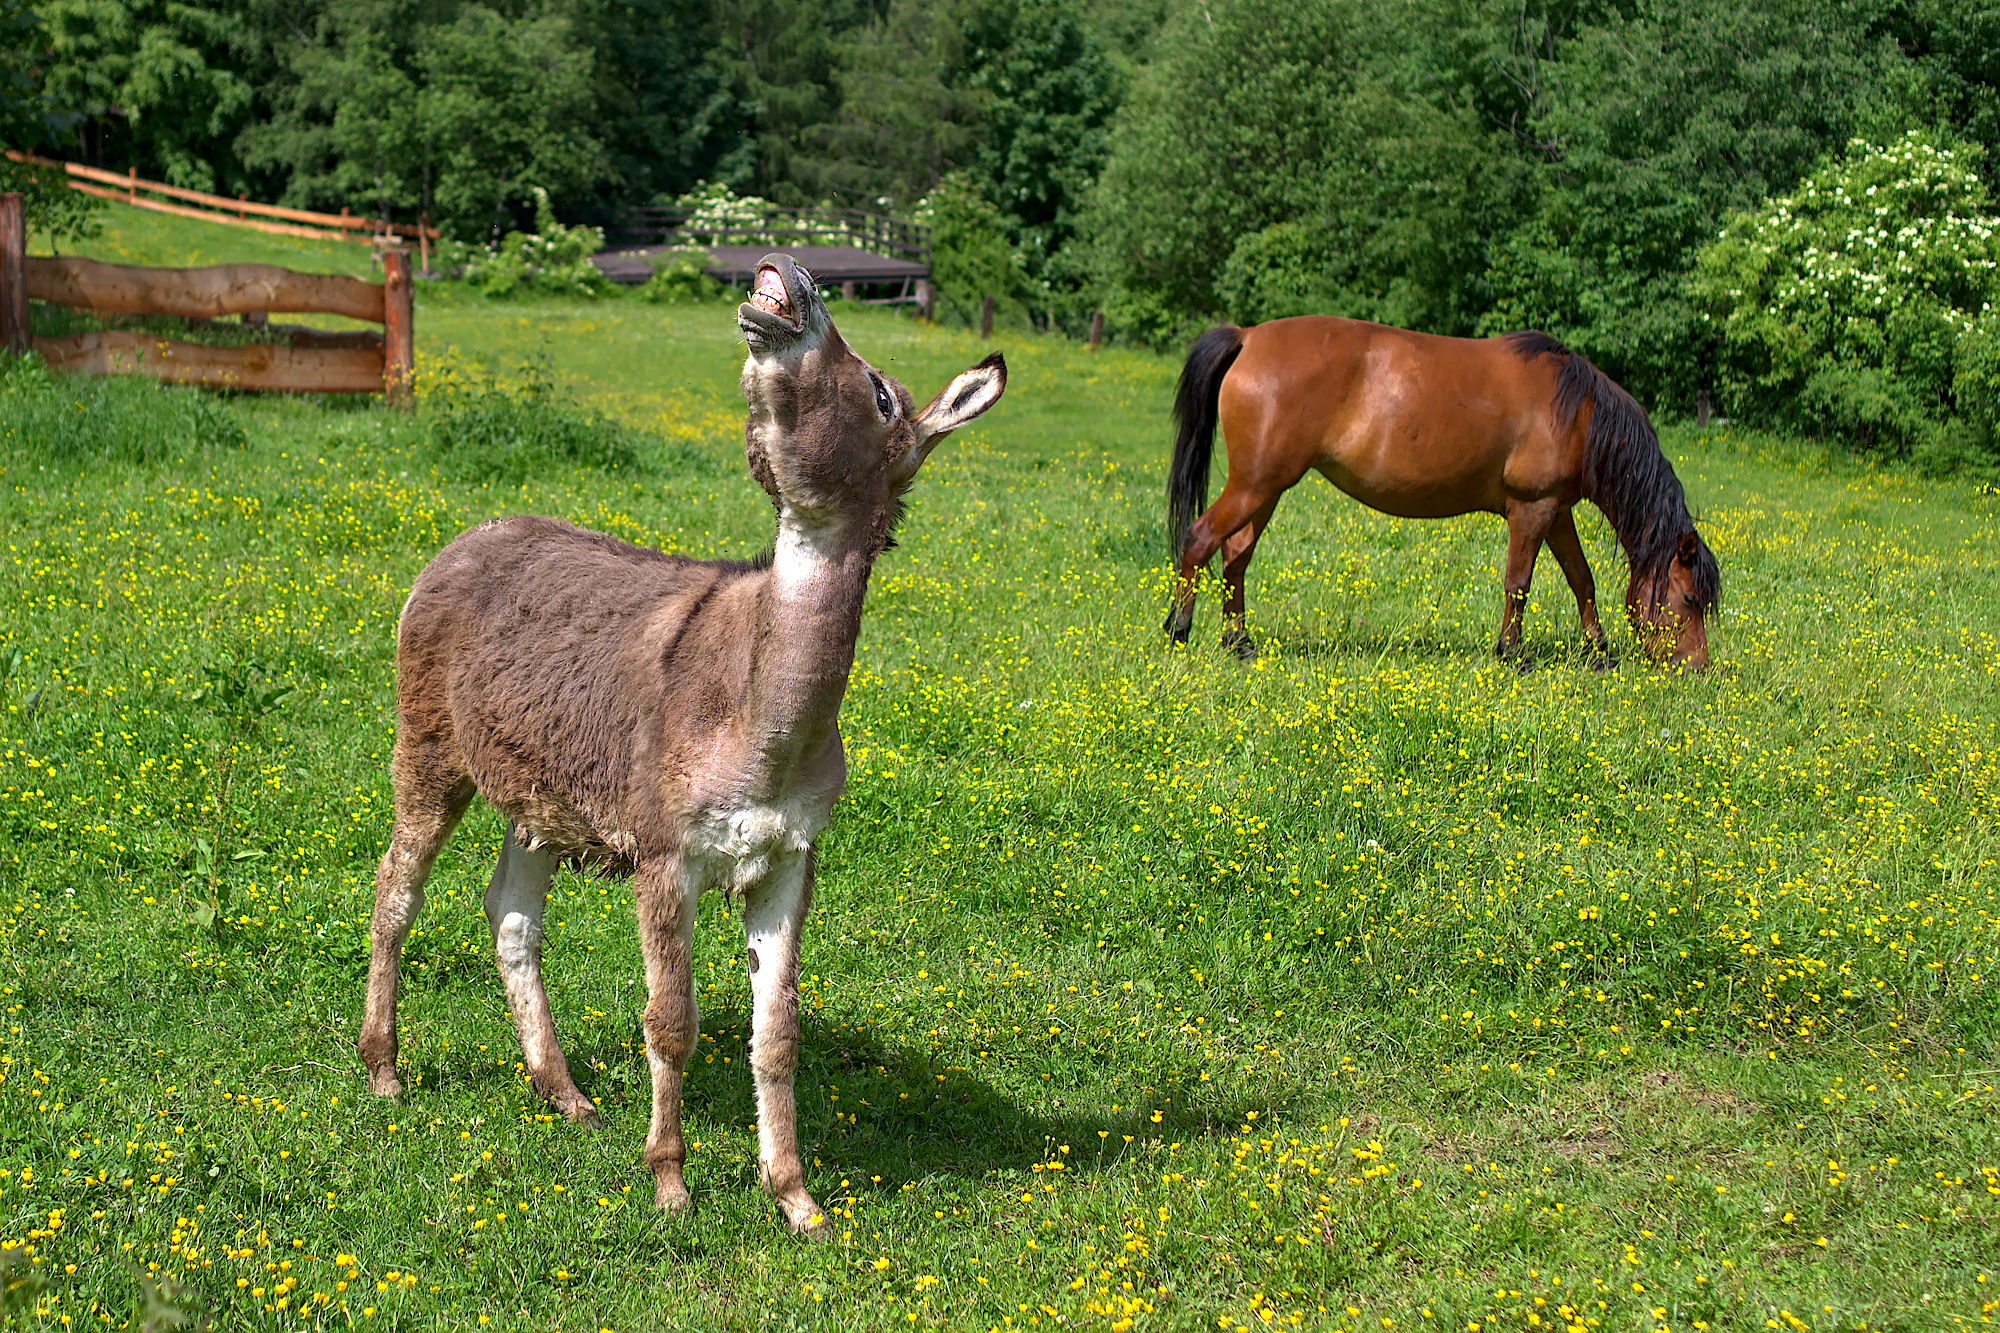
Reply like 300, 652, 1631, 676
3, 209, 1997, 1333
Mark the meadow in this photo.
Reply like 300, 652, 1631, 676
1, 211, 1997, 1333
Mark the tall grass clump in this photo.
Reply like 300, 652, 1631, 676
420, 352, 643, 483
0, 353, 246, 463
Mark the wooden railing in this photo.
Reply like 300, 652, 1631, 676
612, 205, 930, 266
1, 193, 413, 404
4, 151, 437, 264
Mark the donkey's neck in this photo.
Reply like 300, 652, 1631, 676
732, 503, 883, 786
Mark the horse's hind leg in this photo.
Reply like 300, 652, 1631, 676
1218, 495, 1282, 660
1496, 499, 1557, 667
485, 827, 600, 1126
1167, 479, 1284, 646
1545, 508, 1613, 667
359, 757, 474, 1098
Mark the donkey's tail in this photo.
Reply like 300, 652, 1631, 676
1167, 325, 1246, 558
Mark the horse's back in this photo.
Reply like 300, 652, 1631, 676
1221, 317, 1570, 518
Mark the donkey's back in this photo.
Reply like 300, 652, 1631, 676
393, 515, 759, 859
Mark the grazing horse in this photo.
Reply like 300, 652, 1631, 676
1163, 318, 1719, 668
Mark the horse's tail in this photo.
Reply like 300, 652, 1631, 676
1168, 326, 1246, 558
1509, 331, 1720, 611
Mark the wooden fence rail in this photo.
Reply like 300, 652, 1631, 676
1, 193, 413, 403
4, 150, 437, 262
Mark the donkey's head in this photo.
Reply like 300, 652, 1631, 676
739, 254, 1006, 525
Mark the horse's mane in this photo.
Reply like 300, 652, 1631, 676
1506, 332, 1719, 611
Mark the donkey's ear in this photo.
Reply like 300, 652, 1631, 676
1675, 531, 1700, 563
901, 353, 1007, 477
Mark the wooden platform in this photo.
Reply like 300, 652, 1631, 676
593, 243, 927, 295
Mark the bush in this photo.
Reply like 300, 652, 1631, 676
916, 172, 1029, 326
1215, 222, 1346, 327
438, 187, 613, 299
1690, 131, 2000, 470
0, 354, 245, 463
420, 352, 640, 483
634, 247, 729, 304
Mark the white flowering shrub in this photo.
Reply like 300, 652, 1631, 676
1691, 131, 2000, 471
675, 181, 775, 244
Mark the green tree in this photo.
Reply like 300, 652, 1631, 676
959, 0, 1115, 289
33, 0, 267, 191
1083, 0, 1522, 344
0, 0, 99, 240
241, 1, 609, 237
569, 0, 747, 216
809, 0, 981, 207
707, 0, 882, 201
1480, 0, 1906, 409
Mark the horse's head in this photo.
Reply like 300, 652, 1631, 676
1626, 530, 1718, 670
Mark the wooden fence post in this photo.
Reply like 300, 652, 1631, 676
418, 216, 431, 275
382, 248, 414, 409
917, 278, 935, 323
980, 293, 995, 339
0, 193, 27, 356
1088, 311, 1104, 352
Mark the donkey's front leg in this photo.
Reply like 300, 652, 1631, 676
635, 856, 701, 1214
745, 851, 826, 1235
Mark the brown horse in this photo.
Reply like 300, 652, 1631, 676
1163, 318, 1720, 668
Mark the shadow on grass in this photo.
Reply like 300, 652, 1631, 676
398, 1004, 1272, 1192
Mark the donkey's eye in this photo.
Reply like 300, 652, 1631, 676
871, 375, 894, 421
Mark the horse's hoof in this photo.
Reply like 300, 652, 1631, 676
1222, 633, 1259, 662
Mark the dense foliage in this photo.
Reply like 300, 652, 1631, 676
8, 0, 2000, 460
1691, 132, 2000, 472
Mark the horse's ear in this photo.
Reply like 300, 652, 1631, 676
1676, 532, 1699, 564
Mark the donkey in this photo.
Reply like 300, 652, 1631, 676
357, 253, 1006, 1234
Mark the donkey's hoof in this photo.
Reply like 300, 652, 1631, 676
783, 1201, 832, 1240
366, 1068, 402, 1099
1222, 632, 1259, 662
560, 1098, 604, 1129
655, 1180, 693, 1216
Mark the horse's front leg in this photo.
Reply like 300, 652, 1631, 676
1545, 507, 1613, 668
635, 854, 701, 1214
744, 850, 827, 1236
1497, 499, 1558, 667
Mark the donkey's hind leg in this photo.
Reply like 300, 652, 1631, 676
485, 827, 600, 1125
1545, 507, 1613, 668
359, 767, 474, 1098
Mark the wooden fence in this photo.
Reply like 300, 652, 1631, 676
1, 193, 414, 404
5, 150, 438, 268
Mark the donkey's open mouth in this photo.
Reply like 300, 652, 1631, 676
739, 256, 816, 351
